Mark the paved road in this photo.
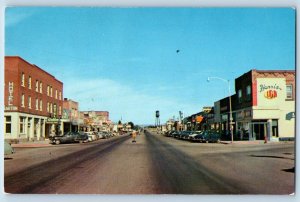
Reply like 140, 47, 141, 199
4, 130, 294, 194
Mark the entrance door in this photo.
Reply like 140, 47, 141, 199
249, 121, 267, 140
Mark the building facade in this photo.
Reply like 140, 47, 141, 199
4, 56, 63, 142
80, 111, 110, 131
62, 98, 83, 133
233, 69, 295, 141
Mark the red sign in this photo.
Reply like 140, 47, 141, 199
264, 90, 277, 99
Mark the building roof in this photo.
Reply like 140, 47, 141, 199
5, 56, 63, 85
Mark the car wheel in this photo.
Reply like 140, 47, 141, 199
55, 140, 61, 145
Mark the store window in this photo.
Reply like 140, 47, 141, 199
28, 76, 32, 89
286, 85, 293, 99
21, 72, 25, 87
20, 117, 26, 134
238, 89, 242, 103
21, 94, 25, 107
5, 116, 12, 133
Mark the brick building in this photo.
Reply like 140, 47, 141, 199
217, 69, 295, 141
4, 56, 63, 142
80, 111, 110, 131
62, 98, 83, 133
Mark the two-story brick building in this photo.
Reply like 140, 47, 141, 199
217, 69, 295, 141
4, 56, 63, 142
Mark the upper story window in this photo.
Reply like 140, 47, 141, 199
47, 85, 50, 96
59, 91, 62, 100
246, 85, 251, 101
55, 90, 58, 99
50, 86, 53, 97
28, 96, 31, 109
35, 98, 39, 110
21, 94, 25, 107
40, 82, 43, 93
238, 89, 242, 103
35, 80, 39, 92
286, 85, 293, 100
47, 102, 50, 113
28, 76, 32, 89
21, 73, 25, 87
40, 99, 43, 111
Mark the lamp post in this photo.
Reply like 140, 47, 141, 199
207, 76, 234, 143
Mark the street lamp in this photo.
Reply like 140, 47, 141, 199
207, 76, 234, 143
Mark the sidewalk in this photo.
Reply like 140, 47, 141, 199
220, 140, 294, 145
11, 140, 53, 148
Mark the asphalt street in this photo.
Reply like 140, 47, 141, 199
4, 130, 294, 194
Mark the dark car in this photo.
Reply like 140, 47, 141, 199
201, 130, 221, 143
179, 131, 193, 140
49, 131, 88, 144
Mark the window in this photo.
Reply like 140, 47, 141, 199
19, 117, 26, 134
238, 89, 242, 103
47, 102, 50, 113
21, 94, 25, 107
59, 91, 62, 100
40, 99, 43, 111
5, 116, 12, 133
286, 85, 293, 99
47, 85, 50, 96
246, 85, 251, 101
55, 90, 58, 99
50, 103, 53, 113
53, 104, 57, 117
35, 80, 39, 92
28, 96, 31, 109
28, 76, 32, 89
59, 106, 62, 116
50, 86, 53, 97
21, 72, 25, 87
35, 98, 39, 110
40, 82, 43, 93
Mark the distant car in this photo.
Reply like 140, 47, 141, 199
4, 140, 15, 155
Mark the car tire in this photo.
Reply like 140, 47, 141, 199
55, 140, 60, 145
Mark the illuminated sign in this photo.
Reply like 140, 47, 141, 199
196, 116, 203, 123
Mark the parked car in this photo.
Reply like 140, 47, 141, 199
4, 140, 15, 155
179, 131, 193, 140
49, 131, 88, 144
201, 130, 221, 143
188, 131, 203, 140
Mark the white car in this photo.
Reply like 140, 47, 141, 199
5, 140, 15, 155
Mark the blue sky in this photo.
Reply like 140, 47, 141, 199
5, 7, 295, 125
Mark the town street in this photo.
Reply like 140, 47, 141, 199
4, 130, 294, 194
